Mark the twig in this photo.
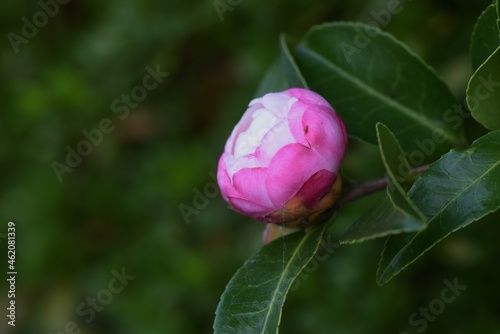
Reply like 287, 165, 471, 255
337, 164, 429, 207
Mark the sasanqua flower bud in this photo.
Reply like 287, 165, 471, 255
217, 88, 348, 227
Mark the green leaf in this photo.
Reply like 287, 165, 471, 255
214, 224, 328, 334
254, 60, 288, 98
470, 4, 500, 71
294, 22, 465, 160
497, 0, 500, 33
340, 194, 424, 245
466, 46, 500, 130
376, 123, 426, 222
279, 34, 308, 89
377, 130, 500, 285
341, 123, 427, 245
254, 35, 307, 97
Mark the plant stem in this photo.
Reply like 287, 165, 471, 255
337, 164, 429, 207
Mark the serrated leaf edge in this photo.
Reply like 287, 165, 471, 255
297, 22, 463, 147
377, 135, 500, 285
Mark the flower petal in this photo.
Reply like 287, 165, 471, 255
217, 154, 238, 200
225, 101, 263, 154
302, 106, 348, 170
254, 120, 295, 166
261, 92, 297, 118
285, 88, 330, 107
228, 197, 274, 221
233, 108, 280, 158
265, 143, 331, 207
232, 167, 275, 209
287, 100, 310, 147
291, 169, 335, 210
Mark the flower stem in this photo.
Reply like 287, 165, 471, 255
337, 164, 429, 207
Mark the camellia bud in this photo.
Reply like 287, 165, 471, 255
217, 88, 348, 227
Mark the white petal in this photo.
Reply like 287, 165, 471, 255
233, 108, 280, 158
262, 93, 297, 118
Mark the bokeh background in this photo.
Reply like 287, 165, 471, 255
2, 0, 500, 333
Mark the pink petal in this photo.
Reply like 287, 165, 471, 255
253, 120, 295, 166
232, 167, 275, 209
287, 100, 310, 147
291, 170, 335, 209
265, 143, 330, 207
228, 197, 274, 221
217, 154, 238, 201
284, 88, 330, 108
225, 101, 263, 154
261, 92, 295, 118
302, 106, 348, 171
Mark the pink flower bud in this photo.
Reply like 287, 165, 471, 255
217, 88, 348, 226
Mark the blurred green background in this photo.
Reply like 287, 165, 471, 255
2, 0, 500, 333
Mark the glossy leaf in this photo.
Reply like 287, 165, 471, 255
377, 130, 500, 285
467, 46, 500, 130
376, 123, 426, 222
254, 60, 288, 98
497, 0, 500, 33
279, 34, 308, 89
340, 195, 424, 245
214, 224, 328, 334
470, 4, 500, 71
341, 123, 427, 245
294, 22, 465, 160
254, 35, 307, 97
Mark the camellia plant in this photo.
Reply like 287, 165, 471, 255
214, 2, 500, 333
217, 88, 347, 227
